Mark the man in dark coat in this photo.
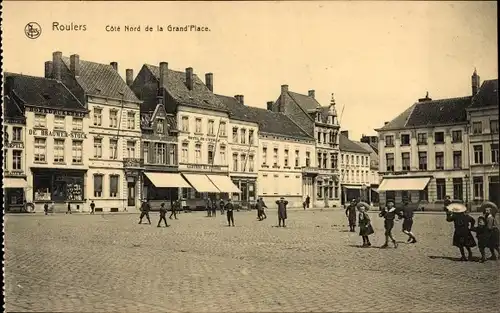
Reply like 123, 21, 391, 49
276, 197, 288, 227
90, 200, 95, 215
399, 200, 417, 243
169, 199, 179, 220
206, 197, 212, 217
305, 195, 311, 209
139, 200, 152, 224
225, 199, 235, 227
66, 202, 72, 214
257, 197, 267, 221
44, 203, 49, 215
345, 199, 357, 232
157, 203, 169, 227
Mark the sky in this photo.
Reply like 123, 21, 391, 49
3, 1, 498, 141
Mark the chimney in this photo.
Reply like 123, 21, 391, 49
110, 62, 118, 71
52, 51, 62, 81
281, 85, 289, 94
70, 54, 80, 76
279, 85, 289, 113
159, 62, 168, 97
308, 90, 315, 99
341, 130, 349, 139
205, 73, 213, 92
267, 101, 274, 111
235, 95, 244, 105
384, 121, 389, 125
44, 61, 53, 78
186, 67, 193, 90
126, 69, 134, 87
418, 91, 432, 102
472, 68, 480, 95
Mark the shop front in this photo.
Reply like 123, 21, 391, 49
230, 176, 256, 208
3, 176, 28, 212
143, 172, 190, 210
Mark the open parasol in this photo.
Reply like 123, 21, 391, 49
446, 202, 467, 213
479, 201, 498, 215
356, 201, 371, 211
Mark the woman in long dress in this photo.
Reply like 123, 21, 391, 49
357, 202, 374, 247
446, 204, 476, 261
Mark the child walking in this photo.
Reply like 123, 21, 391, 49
472, 216, 489, 262
358, 204, 374, 247
379, 201, 398, 248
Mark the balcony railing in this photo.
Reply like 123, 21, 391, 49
123, 158, 144, 168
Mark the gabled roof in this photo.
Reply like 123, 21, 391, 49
140, 107, 177, 131
61, 57, 140, 103
3, 95, 25, 120
377, 104, 416, 131
340, 134, 370, 154
288, 91, 321, 111
215, 94, 256, 124
144, 64, 226, 112
3, 72, 86, 112
471, 79, 498, 108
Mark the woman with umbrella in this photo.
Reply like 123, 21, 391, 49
480, 201, 499, 260
357, 201, 374, 247
446, 203, 476, 261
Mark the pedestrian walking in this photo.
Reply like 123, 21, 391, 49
306, 195, 310, 209
257, 197, 267, 221
443, 195, 452, 212
345, 199, 357, 232
399, 201, 417, 243
220, 198, 225, 215
276, 197, 288, 227
66, 202, 72, 214
157, 203, 169, 227
139, 200, 152, 224
357, 202, 374, 247
90, 200, 95, 215
44, 203, 49, 215
446, 202, 476, 261
483, 204, 499, 260
169, 199, 179, 220
206, 197, 212, 217
211, 198, 217, 217
225, 198, 235, 227
472, 216, 490, 262
379, 201, 398, 248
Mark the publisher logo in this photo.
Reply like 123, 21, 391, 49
25, 22, 42, 39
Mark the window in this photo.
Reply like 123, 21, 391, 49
207, 120, 214, 135
93, 138, 102, 158
306, 151, 310, 167
434, 132, 444, 144
241, 129, 246, 144
249, 130, 254, 145
331, 153, 338, 169
232, 127, 238, 143
54, 139, 65, 163
453, 178, 463, 201
417, 133, 427, 145
351, 155, 354, 165
318, 153, 322, 169
402, 152, 410, 171
181, 116, 189, 132
401, 134, 410, 145
317, 180, 323, 198
491, 144, 499, 164
490, 120, 499, 134
419, 187, 428, 201
385, 135, 394, 147
452, 130, 462, 143
346, 155, 349, 164
241, 154, 246, 171
219, 146, 226, 164
273, 148, 278, 167
473, 176, 484, 199
12, 127, 22, 141
110, 175, 119, 197
154, 143, 167, 164
35, 114, 46, 128
54, 116, 65, 130
435, 152, 444, 170
472, 121, 482, 134
219, 122, 226, 136
169, 145, 176, 165
418, 152, 427, 170
109, 110, 118, 128
473, 145, 483, 164
12, 150, 22, 170
127, 112, 135, 130
317, 132, 321, 143
127, 141, 135, 158
142, 141, 149, 163
356, 156, 359, 165
295, 150, 300, 167
181, 143, 188, 163
249, 155, 254, 172
195, 118, 202, 133
72, 117, 83, 131
328, 181, 334, 199
453, 151, 462, 169
34, 138, 46, 162
284, 149, 289, 167
365, 156, 369, 166
436, 178, 446, 200
156, 118, 164, 133
386, 153, 394, 172
208, 145, 214, 165
94, 174, 103, 197
195, 144, 201, 164
72, 140, 83, 163
233, 154, 238, 171
93, 108, 102, 126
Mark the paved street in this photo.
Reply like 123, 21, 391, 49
4, 209, 500, 312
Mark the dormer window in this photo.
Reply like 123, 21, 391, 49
316, 113, 321, 122
156, 118, 164, 133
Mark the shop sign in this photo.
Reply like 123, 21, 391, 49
28, 129, 87, 139
26, 106, 87, 117
5, 142, 24, 149
4, 170, 26, 177
188, 136, 220, 143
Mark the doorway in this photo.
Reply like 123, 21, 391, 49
127, 177, 136, 207
488, 176, 500, 207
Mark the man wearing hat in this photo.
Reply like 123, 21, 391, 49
256, 197, 267, 221
399, 200, 417, 244
276, 197, 289, 227
379, 201, 398, 248
345, 199, 358, 232
157, 203, 169, 227
225, 198, 235, 227
138, 199, 152, 225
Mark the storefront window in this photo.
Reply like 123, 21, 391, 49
34, 174, 51, 201
248, 182, 256, 201
232, 180, 241, 201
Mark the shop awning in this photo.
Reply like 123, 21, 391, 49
343, 185, 363, 190
182, 174, 221, 193
3, 177, 28, 189
144, 172, 191, 188
207, 175, 241, 193
378, 177, 431, 191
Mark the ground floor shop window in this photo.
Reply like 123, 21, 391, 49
144, 184, 178, 201
419, 187, 428, 201
34, 174, 52, 201
33, 171, 84, 202
401, 190, 411, 203
5, 188, 24, 207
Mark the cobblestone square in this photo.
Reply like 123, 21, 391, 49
4, 209, 500, 312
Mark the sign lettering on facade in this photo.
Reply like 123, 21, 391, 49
28, 129, 87, 139
4, 171, 26, 177
5, 142, 25, 149
187, 136, 220, 143
25, 106, 87, 117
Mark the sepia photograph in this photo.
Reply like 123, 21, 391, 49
2, 1, 499, 312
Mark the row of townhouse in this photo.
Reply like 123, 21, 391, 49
3, 50, 374, 212
375, 70, 499, 210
